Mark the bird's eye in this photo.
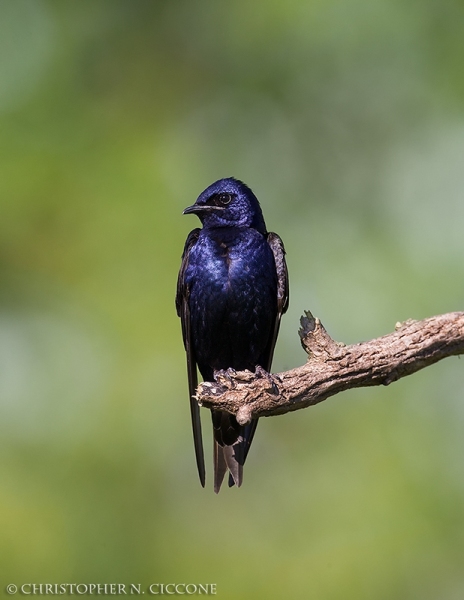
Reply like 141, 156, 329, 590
218, 193, 232, 205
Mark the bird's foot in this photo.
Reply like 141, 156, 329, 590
254, 366, 281, 395
211, 367, 258, 394
214, 368, 241, 389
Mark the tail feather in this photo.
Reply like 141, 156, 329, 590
223, 442, 243, 487
212, 411, 259, 492
227, 420, 258, 487
214, 440, 244, 493
213, 440, 228, 494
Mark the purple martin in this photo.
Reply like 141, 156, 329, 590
176, 178, 289, 492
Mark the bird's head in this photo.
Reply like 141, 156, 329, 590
183, 178, 267, 233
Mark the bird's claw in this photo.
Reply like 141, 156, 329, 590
254, 365, 281, 395
214, 367, 238, 389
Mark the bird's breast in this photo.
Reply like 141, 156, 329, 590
186, 228, 277, 372
189, 228, 272, 292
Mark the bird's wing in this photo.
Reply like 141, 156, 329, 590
176, 228, 205, 487
265, 231, 289, 369
238, 231, 289, 468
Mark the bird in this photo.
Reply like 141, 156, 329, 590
176, 177, 289, 492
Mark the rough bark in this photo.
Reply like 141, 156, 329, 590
196, 311, 464, 426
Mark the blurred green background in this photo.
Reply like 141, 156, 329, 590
1, 0, 464, 598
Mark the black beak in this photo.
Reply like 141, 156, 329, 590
183, 204, 225, 215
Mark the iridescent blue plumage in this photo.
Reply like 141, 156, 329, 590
176, 178, 289, 492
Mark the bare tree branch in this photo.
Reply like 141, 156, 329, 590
196, 311, 464, 425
